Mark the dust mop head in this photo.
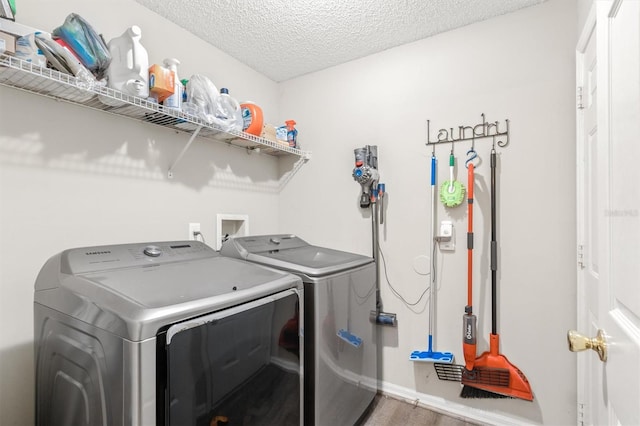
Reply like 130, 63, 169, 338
409, 350, 454, 363
440, 180, 465, 207
410, 335, 454, 363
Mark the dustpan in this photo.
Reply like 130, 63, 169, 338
461, 334, 532, 400
460, 148, 533, 401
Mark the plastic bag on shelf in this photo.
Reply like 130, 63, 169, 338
183, 74, 219, 124
34, 33, 96, 89
52, 13, 111, 79
183, 75, 243, 132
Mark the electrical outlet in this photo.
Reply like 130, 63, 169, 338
188, 223, 201, 240
439, 221, 455, 251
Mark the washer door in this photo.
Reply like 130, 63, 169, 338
159, 289, 302, 426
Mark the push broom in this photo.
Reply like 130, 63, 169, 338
460, 148, 534, 401
410, 152, 454, 363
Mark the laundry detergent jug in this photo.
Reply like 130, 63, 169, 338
106, 26, 149, 98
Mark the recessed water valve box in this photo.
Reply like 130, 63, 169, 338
216, 214, 249, 250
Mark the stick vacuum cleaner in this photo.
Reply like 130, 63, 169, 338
353, 145, 396, 326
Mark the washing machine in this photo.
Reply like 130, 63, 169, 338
34, 240, 303, 426
220, 234, 377, 426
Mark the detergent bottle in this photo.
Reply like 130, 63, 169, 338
214, 88, 243, 132
106, 26, 149, 98
285, 120, 298, 148
163, 58, 182, 110
240, 102, 264, 136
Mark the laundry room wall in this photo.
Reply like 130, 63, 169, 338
0, 1, 284, 424
278, 0, 578, 425
577, 0, 594, 35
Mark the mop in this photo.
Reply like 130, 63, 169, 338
410, 152, 454, 363
460, 148, 534, 401
434, 149, 481, 382
462, 158, 478, 373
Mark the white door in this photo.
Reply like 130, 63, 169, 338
573, 1, 640, 425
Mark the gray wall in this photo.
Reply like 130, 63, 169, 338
0, 1, 283, 424
0, 0, 579, 424
278, 0, 578, 424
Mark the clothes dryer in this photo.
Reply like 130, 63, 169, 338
34, 241, 303, 426
221, 234, 377, 426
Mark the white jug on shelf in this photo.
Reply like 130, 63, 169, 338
105, 26, 149, 98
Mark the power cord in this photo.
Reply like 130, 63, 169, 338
378, 240, 431, 308
192, 231, 206, 243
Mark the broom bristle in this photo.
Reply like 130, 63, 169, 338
460, 385, 512, 399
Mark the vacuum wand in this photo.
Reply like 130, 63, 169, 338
371, 195, 396, 326
353, 145, 396, 327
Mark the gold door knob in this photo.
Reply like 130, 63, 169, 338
567, 329, 607, 362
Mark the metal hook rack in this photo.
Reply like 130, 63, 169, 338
425, 113, 510, 148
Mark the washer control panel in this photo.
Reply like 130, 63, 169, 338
62, 241, 216, 274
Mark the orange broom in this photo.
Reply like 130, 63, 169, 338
460, 148, 533, 401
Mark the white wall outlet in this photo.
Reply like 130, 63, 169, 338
439, 221, 455, 251
188, 223, 201, 240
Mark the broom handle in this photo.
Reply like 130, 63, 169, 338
491, 150, 497, 335
467, 163, 474, 309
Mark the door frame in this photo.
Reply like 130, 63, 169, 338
575, 2, 601, 424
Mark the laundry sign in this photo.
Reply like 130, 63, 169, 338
427, 114, 510, 147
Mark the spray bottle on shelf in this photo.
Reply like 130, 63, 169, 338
181, 79, 188, 103
285, 119, 297, 148
162, 58, 182, 110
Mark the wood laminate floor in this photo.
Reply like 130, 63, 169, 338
360, 394, 481, 426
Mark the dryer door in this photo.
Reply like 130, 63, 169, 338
158, 289, 302, 426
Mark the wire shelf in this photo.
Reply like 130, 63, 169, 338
0, 54, 311, 160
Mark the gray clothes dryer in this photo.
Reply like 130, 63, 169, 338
220, 234, 377, 426
34, 241, 303, 426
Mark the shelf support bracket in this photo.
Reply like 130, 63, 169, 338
168, 125, 203, 178
277, 153, 311, 191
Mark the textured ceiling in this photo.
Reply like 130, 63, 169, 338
134, 0, 545, 82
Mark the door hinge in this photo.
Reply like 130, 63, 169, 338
578, 402, 585, 426
578, 245, 585, 269
577, 86, 584, 110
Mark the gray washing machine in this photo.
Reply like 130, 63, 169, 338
34, 240, 303, 426
220, 234, 377, 426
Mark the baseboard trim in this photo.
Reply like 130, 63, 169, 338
377, 380, 534, 426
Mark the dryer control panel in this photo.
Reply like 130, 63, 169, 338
221, 234, 305, 257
